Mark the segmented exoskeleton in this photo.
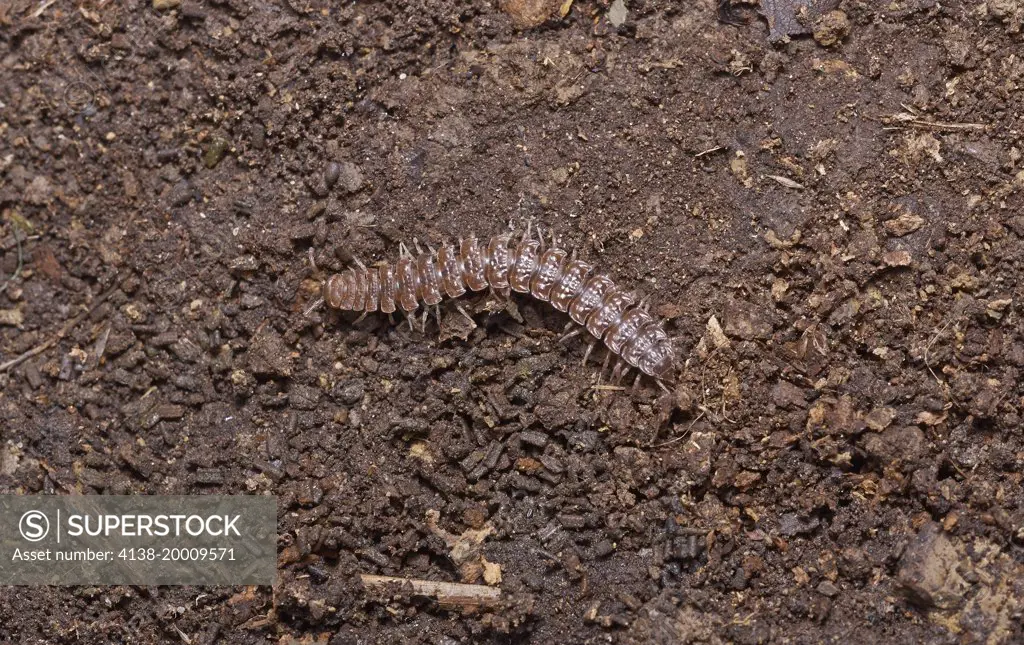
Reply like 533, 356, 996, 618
317, 226, 676, 385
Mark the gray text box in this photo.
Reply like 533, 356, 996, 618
0, 495, 276, 585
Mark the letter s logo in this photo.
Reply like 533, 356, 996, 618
19, 511, 50, 542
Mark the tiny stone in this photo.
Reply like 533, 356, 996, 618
24, 363, 43, 389
153, 0, 181, 8
817, 580, 840, 597
324, 162, 341, 189
202, 138, 230, 169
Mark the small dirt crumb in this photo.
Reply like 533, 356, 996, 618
813, 10, 850, 47
246, 326, 292, 377
986, 298, 1012, 320
988, 0, 1019, 20
723, 300, 772, 340
25, 175, 53, 205
864, 408, 895, 431
337, 162, 364, 193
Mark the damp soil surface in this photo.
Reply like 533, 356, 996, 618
2, 0, 1024, 643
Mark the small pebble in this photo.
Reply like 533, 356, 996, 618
203, 138, 230, 169
324, 162, 341, 189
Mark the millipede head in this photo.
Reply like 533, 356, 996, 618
323, 273, 348, 310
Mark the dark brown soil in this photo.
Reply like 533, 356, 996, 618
2, 0, 1023, 643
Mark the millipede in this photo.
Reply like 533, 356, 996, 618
309, 224, 677, 388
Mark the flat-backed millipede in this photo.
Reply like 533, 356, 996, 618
317, 226, 676, 384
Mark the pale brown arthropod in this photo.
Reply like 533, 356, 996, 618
317, 227, 676, 384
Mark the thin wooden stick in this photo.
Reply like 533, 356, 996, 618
359, 574, 500, 611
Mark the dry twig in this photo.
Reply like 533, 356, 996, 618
359, 574, 501, 611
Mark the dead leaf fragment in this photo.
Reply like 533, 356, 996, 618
730, 151, 752, 188
426, 510, 498, 585
865, 407, 895, 431
771, 278, 789, 301
761, 0, 842, 43
695, 315, 731, 358
0, 308, 24, 327
884, 211, 925, 237
501, 0, 560, 28
883, 250, 912, 266
768, 174, 805, 190
916, 410, 947, 426
482, 559, 502, 586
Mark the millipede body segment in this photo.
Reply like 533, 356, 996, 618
322, 231, 675, 380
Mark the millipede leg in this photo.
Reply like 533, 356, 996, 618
353, 311, 368, 324
413, 238, 424, 255
614, 364, 629, 385
308, 248, 318, 272
353, 257, 368, 271
399, 242, 411, 259
303, 297, 324, 317
582, 341, 596, 365
656, 379, 671, 394
521, 221, 532, 244
433, 304, 441, 329
388, 313, 396, 326
536, 224, 545, 250
559, 327, 585, 344
456, 303, 477, 328
406, 310, 416, 331
632, 372, 642, 392
601, 350, 612, 377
